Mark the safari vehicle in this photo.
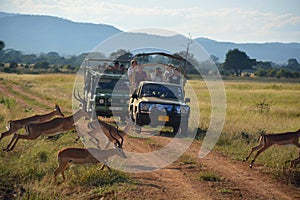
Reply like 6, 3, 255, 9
129, 81, 190, 134
128, 52, 190, 134
82, 58, 130, 120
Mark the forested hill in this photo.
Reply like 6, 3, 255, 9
1, 12, 300, 64
0, 12, 122, 55
196, 38, 300, 64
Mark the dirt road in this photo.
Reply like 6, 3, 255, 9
116, 136, 300, 200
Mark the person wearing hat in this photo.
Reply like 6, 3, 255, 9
164, 64, 175, 82
128, 59, 138, 92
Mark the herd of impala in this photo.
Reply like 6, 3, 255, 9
0, 89, 299, 183
0, 90, 128, 183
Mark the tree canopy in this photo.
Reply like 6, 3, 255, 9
223, 48, 256, 76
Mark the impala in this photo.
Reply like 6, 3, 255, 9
245, 129, 300, 168
290, 150, 300, 168
0, 104, 64, 142
4, 90, 90, 151
54, 128, 126, 182
87, 118, 133, 149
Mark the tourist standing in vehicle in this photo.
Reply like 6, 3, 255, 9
135, 65, 147, 87
168, 68, 182, 84
164, 64, 174, 82
151, 67, 163, 82
128, 59, 137, 92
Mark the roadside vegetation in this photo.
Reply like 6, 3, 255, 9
189, 79, 300, 184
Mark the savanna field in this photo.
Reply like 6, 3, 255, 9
0, 73, 299, 199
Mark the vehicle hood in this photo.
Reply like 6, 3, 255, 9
139, 96, 187, 105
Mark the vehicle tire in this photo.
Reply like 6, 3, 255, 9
173, 124, 180, 134
136, 114, 143, 126
180, 120, 189, 135
173, 120, 188, 135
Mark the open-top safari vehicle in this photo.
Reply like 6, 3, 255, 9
128, 52, 190, 134
82, 58, 130, 121
82, 51, 190, 134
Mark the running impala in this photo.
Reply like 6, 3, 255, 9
54, 128, 126, 182
245, 129, 300, 168
87, 118, 132, 149
0, 104, 64, 142
4, 90, 90, 151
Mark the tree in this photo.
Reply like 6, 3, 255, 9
276, 68, 293, 78
287, 58, 300, 71
255, 68, 268, 77
9, 62, 18, 69
287, 58, 299, 67
210, 55, 219, 64
223, 49, 256, 76
0, 41, 5, 51
34, 62, 50, 69
254, 61, 272, 70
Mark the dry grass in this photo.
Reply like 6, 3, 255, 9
0, 73, 299, 198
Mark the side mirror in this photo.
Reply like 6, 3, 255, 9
185, 98, 190, 103
132, 93, 138, 99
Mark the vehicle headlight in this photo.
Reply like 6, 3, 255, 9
140, 103, 150, 112
107, 98, 112, 103
98, 98, 105, 104
175, 105, 189, 115
175, 105, 181, 114
180, 106, 190, 115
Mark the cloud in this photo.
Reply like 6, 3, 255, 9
1, 1, 300, 42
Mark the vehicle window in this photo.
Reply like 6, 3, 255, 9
141, 83, 183, 100
98, 78, 129, 90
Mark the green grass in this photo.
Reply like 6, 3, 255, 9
217, 188, 232, 194
178, 153, 196, 165
199, 171, 222, 182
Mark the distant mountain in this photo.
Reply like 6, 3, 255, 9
195, 38, 300, 64
0, 12, 122, 55
1, 12, 300, 64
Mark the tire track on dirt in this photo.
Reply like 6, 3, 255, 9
119, 134, 300, 200
11, 84, 72, 113
11, 84, 53, 108
0, 82, 32, 109
202, 151, 300, 200
113, 135, 213, 199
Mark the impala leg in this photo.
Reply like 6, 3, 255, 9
7, 134, 39, 151
100, 163, 106, 170
290, 150, 300, 168
245, 142, 264, 161
250, 145, 270, 168
54, 162, 69, 182
3, 133, 18, 151
99, 163, 111, 172
0, 129, 15, 142
290, 157, 300, 168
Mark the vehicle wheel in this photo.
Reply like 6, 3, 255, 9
136, 114, 143, 126
173, 124, 180, 134
180, 121, 189, 135
173, 121, 188, 135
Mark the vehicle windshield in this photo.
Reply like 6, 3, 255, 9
141, 83, 183, 100
97, 78, 129, 91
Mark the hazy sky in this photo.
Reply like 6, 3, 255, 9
1, 0, 300, 43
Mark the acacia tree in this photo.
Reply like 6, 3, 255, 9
223, 48, 256, 76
